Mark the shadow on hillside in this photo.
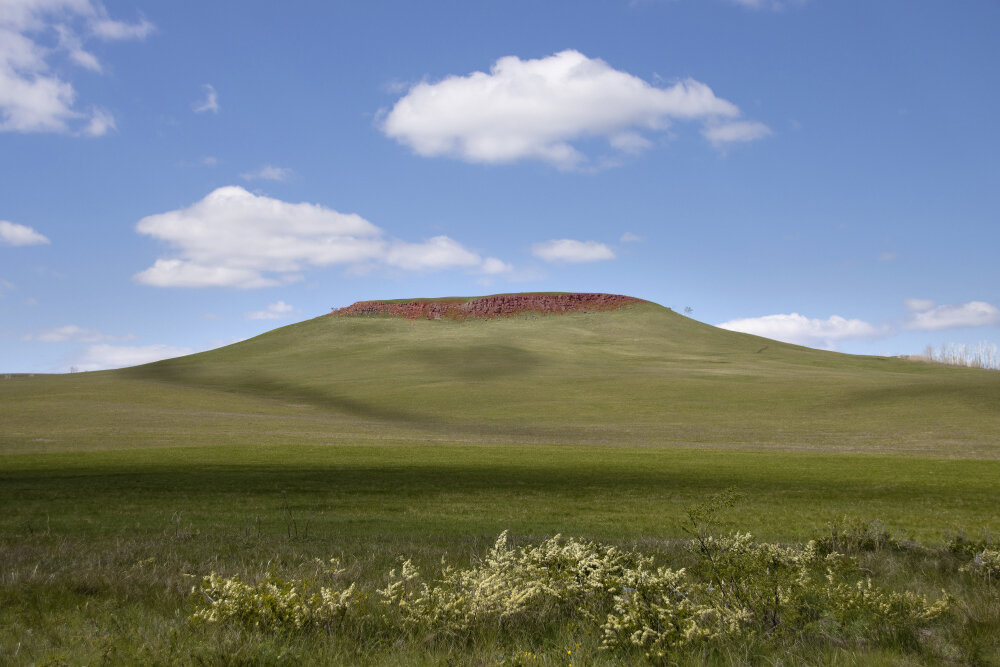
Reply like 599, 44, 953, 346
124, 364, 439, 427
406, 343, 544, 380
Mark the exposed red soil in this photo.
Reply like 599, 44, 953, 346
330, 293, 645, 321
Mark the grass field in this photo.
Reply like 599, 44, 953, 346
2, 299, 999, 663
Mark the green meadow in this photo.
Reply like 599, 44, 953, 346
2, 300, 999, 664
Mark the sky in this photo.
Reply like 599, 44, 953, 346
1, 0, 998, 372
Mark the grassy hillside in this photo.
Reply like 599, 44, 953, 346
3, 299, 999, 456
3, 297, 1000, 664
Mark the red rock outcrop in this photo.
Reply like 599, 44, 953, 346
330, 293, 644, 320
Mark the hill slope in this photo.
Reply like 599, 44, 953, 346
3, 295, 999, 456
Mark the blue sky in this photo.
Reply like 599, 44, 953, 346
2, 0, 998, 372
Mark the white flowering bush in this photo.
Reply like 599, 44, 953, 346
960, 549, 1000, 583
191, 559, 355, 633
379, 531, 646, 637
186, 525, 956, 660
600, 566, 749, 661
687, 532, 839, 639
603, 529, 951, 661
824, 577, 951, 639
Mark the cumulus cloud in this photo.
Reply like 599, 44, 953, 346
381, 49, 767, 168
532, 239, 616, 263
619, 232, 642, 243
903, 300, 1000, 331
245, 301, 295, 321
193, 83, 219, 114
0, 0, 151, 135
240, 164, 293, 181
385, 236, 487, 271
0, 220, 49, 245
134, 186, 510, 288
717, 312, 886, 349
70, 343, 192, 371
24, 324, 134, 343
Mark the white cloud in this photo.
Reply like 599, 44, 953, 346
702, 120, 772, 147
904, 300, 1000, 331
0, 220, 50, 245
728, 0, 804, 10
90, 15, 154, 41
532, 239, 616, 263
480, 257, 514, 274
134, 186, 510, 287
608, 131, 653, 155
240, 164, 293, 181
245, 301, 295, 321
193, 84, 219, 114
25, 324, 133, 342
620, 232, 642, 243
717, 312, 885, 349
903, 298, 935, 312
385, 236, 485, 272
70, 343, 192, 371
82, 105, 114, 135
381, 49, 767, 168
0, 0, 151, 135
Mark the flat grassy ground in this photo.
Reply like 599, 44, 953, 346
2, 301, 999, 663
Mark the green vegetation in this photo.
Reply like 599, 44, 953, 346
4, 302, 1000, 456
2, 299, 999, 663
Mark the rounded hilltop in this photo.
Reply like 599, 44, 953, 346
330, 292, 646, 320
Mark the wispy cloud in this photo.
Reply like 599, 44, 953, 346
0, 220, 49, 246
728, 0, 806, 10
193, 84, 219, 114
240, 164, 293, 181
245, 301, 295, 320
532, 239, 615, 263
702, 120, 772, 148
24, 324, 134, 343
904, 298, 935, 312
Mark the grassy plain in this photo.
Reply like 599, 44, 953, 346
2, 300, 999, 663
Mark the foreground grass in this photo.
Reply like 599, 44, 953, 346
2, 444, 999, 664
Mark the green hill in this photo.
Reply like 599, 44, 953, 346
3, 295, 998, 456
5, 295, 1000, 663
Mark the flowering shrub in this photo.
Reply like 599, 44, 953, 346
187, 528, 954, 660
688, 532, 834, 634
600, 566, 748, 660
824, 576, 951, 639
191, 559, 354, 633
379, 531, 645, 637
604, 531, 950, 660
960, 549, 1000, 583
